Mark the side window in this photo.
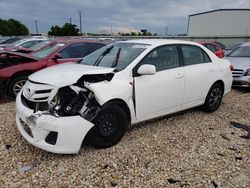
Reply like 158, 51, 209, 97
181, 45, 211, 65
60, 43, 87, 58
140, 45, 179, 71
87, 43, 105, 55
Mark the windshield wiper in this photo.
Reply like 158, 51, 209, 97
111, 47, 121, 68
93, 46, 114, 66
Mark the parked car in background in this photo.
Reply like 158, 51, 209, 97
0, 39, 106, 97
14, 39, 54, 54
224, 42, 243, 56
3, 37, 49, 52
225, 42, 250, 87
0, 37, 22, 50
212, 41, 226, 50
199, 42, 225, 58
16, 39, 232, 154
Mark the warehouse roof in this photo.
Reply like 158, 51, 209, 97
189, 9, 250, 17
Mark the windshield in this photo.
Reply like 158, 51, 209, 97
80, 42, 149, 71
32, 42, 65, 59
29, 40, 50, 50
228, 46, 250, 57
225, 43, 242, 50
7, 39, 25, 47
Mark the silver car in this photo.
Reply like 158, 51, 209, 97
225, 42, 250, 87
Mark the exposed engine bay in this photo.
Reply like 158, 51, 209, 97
22, 73, 114, 122
49, 85, 100, 121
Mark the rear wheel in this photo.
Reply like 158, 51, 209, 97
87, 105, 128, 149
202, 83, 224, 112
8, 75, 28, 98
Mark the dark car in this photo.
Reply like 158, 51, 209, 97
0, 39, 106, 97
212, 41, 226, 50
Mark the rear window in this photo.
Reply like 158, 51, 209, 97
181, 45, 211, 65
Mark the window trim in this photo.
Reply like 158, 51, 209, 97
179, 44, 212, 66
133, 44, 181, 77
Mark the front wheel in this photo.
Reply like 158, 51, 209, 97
202, 83, 224, 112
87, 105, 128, 149
8, 75, 28, 98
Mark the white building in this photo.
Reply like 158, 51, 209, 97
188, 9, 250, 36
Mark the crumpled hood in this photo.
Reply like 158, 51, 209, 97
29, 63, 115, 87
224, 57, 250, 71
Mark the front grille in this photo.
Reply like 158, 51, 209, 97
21, 94, 49, 111
22, 80, 56, 103
232, 69, 244, 77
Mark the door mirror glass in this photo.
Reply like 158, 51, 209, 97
51, 53, 62, 61
137, 64, 156, 75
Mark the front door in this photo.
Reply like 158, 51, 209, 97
134, 45, 185, 121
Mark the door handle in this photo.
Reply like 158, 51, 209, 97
175, 73, 184, 79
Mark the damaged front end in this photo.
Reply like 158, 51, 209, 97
16, 73, 113, 154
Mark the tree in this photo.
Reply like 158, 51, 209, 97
48, 23, 79, 36
48, 25, 63, 36
0, 18, 29, 36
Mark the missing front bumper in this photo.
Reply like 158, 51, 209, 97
16, 92, 94, 154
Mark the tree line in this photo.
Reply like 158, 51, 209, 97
0, 17, 165, 36
0, 18, 29, 36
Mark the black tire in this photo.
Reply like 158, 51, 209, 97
87, 105, 128, 149
202, 83, 224, 112
8, 75, 28, 98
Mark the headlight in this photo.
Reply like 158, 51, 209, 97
244, 69, 250, 76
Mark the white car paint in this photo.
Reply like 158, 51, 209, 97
16, 39, 232, 154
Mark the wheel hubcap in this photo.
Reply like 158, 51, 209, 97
209, 87, 222, 109
13, 80, 26, 95
98, 113, 118, 137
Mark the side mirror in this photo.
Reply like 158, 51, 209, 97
137, 64, 156, 75
51, 53, 62, 62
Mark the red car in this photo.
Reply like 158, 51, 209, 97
0, 39, 106, 97
199, 42, 225, 58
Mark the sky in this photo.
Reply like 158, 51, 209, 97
0, 0, 250, 35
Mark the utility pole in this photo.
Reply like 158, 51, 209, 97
110, 25, 113, 36
78, 10, 83, 36
165, 27, 168, 36
70, 17, 72, 24
34, 20, 39, 35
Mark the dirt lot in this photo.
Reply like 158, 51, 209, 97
0, 89, 249, 187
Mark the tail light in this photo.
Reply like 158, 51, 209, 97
230, 64, 234, 72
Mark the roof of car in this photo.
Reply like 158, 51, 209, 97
240, 42, 250, 47
118, 39, 199, 46
53, 38, 107, 45
198, 41, 219, 46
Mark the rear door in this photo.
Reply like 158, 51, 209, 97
180, 45, 215, 108
133, 45, 185, 121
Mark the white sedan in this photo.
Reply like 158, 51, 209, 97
16, 39, 232, 154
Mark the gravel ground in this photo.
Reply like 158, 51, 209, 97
0, 89, 249, 187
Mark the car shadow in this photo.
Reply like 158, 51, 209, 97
232, 87, 250, 93
127, 107, 201, 133
0, 87, 13, 104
